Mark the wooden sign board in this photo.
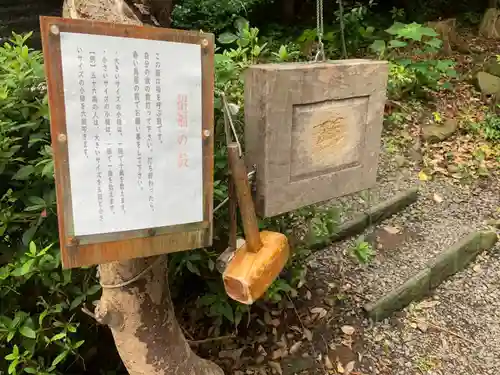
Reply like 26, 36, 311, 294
40, 17, 214, 268
245, 60, 388, 218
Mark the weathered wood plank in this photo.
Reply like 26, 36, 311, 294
41, 16, 215, 268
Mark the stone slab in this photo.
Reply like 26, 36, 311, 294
245, 59, 389, 218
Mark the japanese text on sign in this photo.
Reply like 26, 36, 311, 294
60, 33, 204, 236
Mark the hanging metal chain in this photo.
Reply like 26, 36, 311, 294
315, 0, 325, 62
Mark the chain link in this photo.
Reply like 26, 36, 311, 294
315, 0, 325, 62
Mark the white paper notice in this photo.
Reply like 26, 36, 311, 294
59, 32, 204, 236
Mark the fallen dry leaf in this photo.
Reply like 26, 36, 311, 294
325, 355, 334, 369
257, 345, 267, 357
341, 325, 356, 336
417, 321, 429, 332
271, 319, 281, 327
218, 348, 244, 360
311, 307, 328, 320
341, 337, 353, 349
305, 290, 312, 300
271, 348, 287, 360
337, 361, 345, 373
433, 193, 443, 203
383, 226, 401, 235
415, 300, 440, 310
303, 328, 313, 341
344, 361, 355, 375
418, 170, 430, 181
289, 341, 302, 354
268, 361, 283, 375
264, 312, 272, 325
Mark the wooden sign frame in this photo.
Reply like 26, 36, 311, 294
40, 17, 214, 268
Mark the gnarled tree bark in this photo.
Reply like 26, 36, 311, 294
480, 0, 500, 39
61, 1, 224, 374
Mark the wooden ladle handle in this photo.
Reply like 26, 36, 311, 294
227, 143, 262, 253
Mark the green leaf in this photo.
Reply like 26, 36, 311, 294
425, 37, 442, 49
207, 259, 215, 272
234, 17, 249, 32
385, 22, 406, 35
396, 22, 438, 41
86, 284, 101, 296
29, 241, 37, 255
446, 69, 458, 78
398, 58, 412, 67
441, 82, 453, 90
42, 160, 54, 177
252, 44, 261, 57
186, 261, 200, 276
19, 325, 36, 339
20, 259, 35, 276
28, 196, 45, 206
66, 324, 77, 333
22, 226, 38, 247
420, 26, 439, 37
221, 303, 234, 322
24, 368, 37, 374
38, 310, 49, 326
5, 353, 17, 361
218, 32, 238, 44
388, 40, 408, 48
69, 295, 85, 310
73, 340, 85, 349
198, 294, 217, 306
8, 359, 18, 375
12, 165, 35, 180
369, 40, 386, 56
435, 59, 454, 71
51, 332, 66, 342
51, 350, 68, 368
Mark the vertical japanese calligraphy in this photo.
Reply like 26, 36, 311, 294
77, 48, 88, 158
59, 33, 204, 236
155, 53, 163, 144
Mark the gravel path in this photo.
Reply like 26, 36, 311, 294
363, 247, 500, 375
203, 137, 499, 375
307, 143, 500, 375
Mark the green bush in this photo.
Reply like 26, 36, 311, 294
370, 22, 457, 99
0, 33, 102, 375
470, 107, 500, 141
171, 0, 274, 32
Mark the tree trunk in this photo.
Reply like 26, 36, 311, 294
480, 7, 500, 39
149, 0, 175, 26
129, 0, 176, 26
282, 0, 295, 24
96, 258, 223, 375
61, 1, 224, 374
